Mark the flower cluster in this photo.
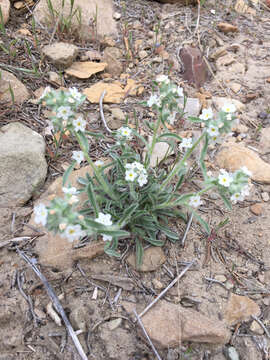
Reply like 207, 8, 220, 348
95, 212, 113, 242
147, 75, 184, 125
198, 103, 237, 143
39, 87, 86, 133
125, 161, 148, 187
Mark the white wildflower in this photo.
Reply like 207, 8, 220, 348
210, 9, 216, 14
68, 195, 79, 205
95, 160, 104, 168
176, 86, 184, 97
69, 87, 82, 101
72, 150, 84, 165
95, 212, 113, 226
222, 103, 236, 113
241, 184, 250, 197
241, 166, 252, 177
218, 169, 233, 187
226, 114, 232, 121
73, 116, 87, 132
34, 203, 48, 226
199, 108, 213, 121
147, 94, 161, 107
156, 74, 170, 84
57, 106, 73, 120
230, 192, 243, 204
189, 195, 203, 208
64, 224, 85, 242
125, 169, 137, 182
207, 125, 219, 137
138, 173, 148, 187
179, 137, 193, 150
59, 223, 67, 231
62, 187, 77, 195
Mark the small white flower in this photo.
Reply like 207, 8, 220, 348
168, 111, 177, 125
57, 106, 73, 120
138, 173, 148, 187
156, 74, 170, 84
64, 224, 85, 242
102, 234, 112, 242
68, 195, 79, 205
63, 187, 77, 195
72, 151, 84, 165
241, 166, 252, 177
226, 114, 232, 121
222, 103, 236, 113
69, 87, 82, 101
207, 125, 219, 137
125, 169, 137, 182
230, 192, 243, 204
34, 203, 48, 226
179, 137, 193, 150
189, 195, 203, 208
133, 161, 145, 172
95, 212, 113, 226
120, 127, 132, 138
199, 108, 213, 121
73, 116, 87, 132
218, 170, 233, 187
95, 160, 104, 168
39, 86, 51, 100
147, 94, 161, 107
59, 223, 67, 231
210, 9, 216, 14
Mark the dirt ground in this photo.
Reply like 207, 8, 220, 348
1, 0, 270, 359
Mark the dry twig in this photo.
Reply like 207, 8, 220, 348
99, 90, 112, 133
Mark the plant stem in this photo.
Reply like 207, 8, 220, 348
145, 113, 162, 168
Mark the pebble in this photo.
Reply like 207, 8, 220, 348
250, 320, 264, 335
138, 50, 148, 60
113, 12, 121, 20
261, 192, 269, 202
215, 275, 227, 283
250, 203, 263, 216
107, 318, 122, 330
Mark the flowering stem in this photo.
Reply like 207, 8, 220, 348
158, 132, 206, 194
144, 113, 162, 168
75, 133, 117, 201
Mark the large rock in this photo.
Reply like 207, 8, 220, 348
102, 47, 123, 77
124, 300, 230, 348
0, 70, 30, 105
216, 142, 270, 184
33, 0, 117, 40
42, 42, 79, 68
0, 122, 47, 207
0, 0, 10, 25
224, 294, 260, 326
26, 165, 104, 269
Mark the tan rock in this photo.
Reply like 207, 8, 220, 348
230, 82, 241, 93
110, 107, 125, 121
0, 69, 30, 105
216, 142, 270, 184
259, 127, 270, 153
224, 293, 260, 326
84, 82, 125, 103
102, 47, 123, 77
42, 42, 79, 68
65, 61, 107, 79
250, 203, 263, 216
33, 0, 117, 40
216, 54, 235, 69
218, 22, 238, 33
124, 300, 230, 348
250, 320, 264, 335
124, 78, 144, 96
0, 0, 10, 25
127, 247, 166, 272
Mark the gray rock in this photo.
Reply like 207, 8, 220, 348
34, 0, 117, 40
103, 47, 123, 76
181, 97, 201, 118
110, 107, 125, 121
42, 42, 78, 68
0, 122, 47, 207
0, 70, 30, 105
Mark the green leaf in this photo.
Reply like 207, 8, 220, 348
119, 203, 138, 226
157, 133, 183, 142
77, 131, 89, 152
135, 238, 143, 268
85, 131, 105, 139
188, 116, 202, 123
132, 129, 148, 147
200, 134, 208, 177
62, 161, 76, 186
77, 176, 88, 185
145, 237, 165, 246
192, 211, 210, 235
155, 224, 179, 241
100, 229, 130, 238
86, 182, 99, 217
218, 192, 232, 210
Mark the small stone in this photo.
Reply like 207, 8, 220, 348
215, 275, 227, 283
181, 97, 201, 118
0, 69, 30, 105
230, 83, 241, 93
85, 50, 102, 61
225, 346, 240, 360
48, 71, 62, 85
216, 54, 235, 69
42, 42, 78, 68
250, 203, 263, 216
110, 107, 125, 121
152, 279, 164, 290
138, 50, 148, 60
113, 11, 121, 20
261, 192, 269, 202
259, 127, 270, 153
107, 318, 122, 330
225, 280, 234, 290
258, 111, 268, 120
103, 47, 123, 77
127, 247, 166, 272
250, 320, 264, 335
232, 123, 248, 133
224, 293, 261, 326
218, 22, 238, 33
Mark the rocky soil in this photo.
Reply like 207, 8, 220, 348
1, 0, 270, 359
